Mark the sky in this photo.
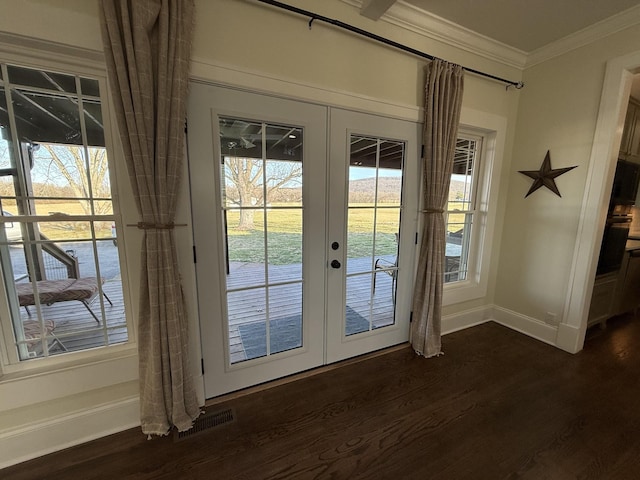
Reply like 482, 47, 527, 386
349, 166, 402, 181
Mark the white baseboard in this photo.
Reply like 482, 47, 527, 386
442, 305, 492, 335
490, 305, 558, 346
555, 322, 583, 354
0, 396, 140, 470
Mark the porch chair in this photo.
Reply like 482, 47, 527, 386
16, 277, 113, 324
373, 233, 399, 305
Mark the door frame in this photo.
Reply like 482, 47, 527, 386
325, 108, 420, 363
187, 82, 328, 398
561, 51, 640, 353
188, 81, 421, 398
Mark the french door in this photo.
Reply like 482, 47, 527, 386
188, 83, 419, 398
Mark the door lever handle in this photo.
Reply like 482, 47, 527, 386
330, 259, 341, 269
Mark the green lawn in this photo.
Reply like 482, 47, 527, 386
2, 201, 112, 240
226, 205, 400, 265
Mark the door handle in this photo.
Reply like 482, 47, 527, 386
330, 259, 341, 269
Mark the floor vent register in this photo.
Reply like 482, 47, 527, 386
174, 408, 236, 441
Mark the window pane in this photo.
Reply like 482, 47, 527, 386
0, 86, 19, 178
0, 63, 127, 362
444, 135, 481, 285
12, 91, 83, 145
83, 100, 105, 147
31, 144, 112, 205
5, 238, 125, 359
80, 77, 100, 98
449, 138, 477, 210
7, 65, 77, 93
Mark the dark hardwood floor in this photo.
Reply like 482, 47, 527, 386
4, 313, 640, 479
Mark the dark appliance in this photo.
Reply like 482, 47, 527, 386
597, 159, 639, 274
596, 215, 631, 274
610, 159, 640, 206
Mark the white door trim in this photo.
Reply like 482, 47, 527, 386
325, 108, 419, 363
560, 50, 640, 353
188, 83, 328, 398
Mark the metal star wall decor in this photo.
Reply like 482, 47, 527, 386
518, 150, 577, 198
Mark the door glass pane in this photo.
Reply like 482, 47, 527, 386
345, 274, 372, 336
267, 209, 302, 282
229, 288, 266, 362
225, 211, 266, 290
345, 273, 395, 336
268, 283, 302, 355
220, 117, 304, 364
346, 207, 374, 275
345, 135, 404, 337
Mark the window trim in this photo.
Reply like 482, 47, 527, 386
0, 40, 136, 376
442, 109, 506, 307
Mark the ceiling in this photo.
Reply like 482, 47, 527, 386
361, 0, 640, 52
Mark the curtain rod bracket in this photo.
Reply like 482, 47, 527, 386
308, 16, 315, 30
506, 81, 525, 91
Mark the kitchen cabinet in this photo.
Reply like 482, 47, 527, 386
621, 98, 640, 164
588, 272, 618, 327
616, 249, 640, 314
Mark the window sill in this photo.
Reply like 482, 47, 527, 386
0, 342, 137, 385
443, 278, 487, 306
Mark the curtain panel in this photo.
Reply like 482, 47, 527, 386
411, 59, 464, 358
100, 0, 200, 435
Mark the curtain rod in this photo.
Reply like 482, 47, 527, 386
253, 0, 524, 90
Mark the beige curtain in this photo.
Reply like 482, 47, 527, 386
411, 59, 464, 358
99, 0, 200, 435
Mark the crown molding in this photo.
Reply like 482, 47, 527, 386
525, 3, 640, 68
341, 0, 640, 72
340, 0, 527, 70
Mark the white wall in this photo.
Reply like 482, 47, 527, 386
495, 24, 640, 350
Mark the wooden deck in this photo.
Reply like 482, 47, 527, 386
226, 257, 397, 364
14, 256, 398, 363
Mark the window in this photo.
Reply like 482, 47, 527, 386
445, 133, 482, 284
0, 62, 127, 364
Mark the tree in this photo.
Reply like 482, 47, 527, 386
37, 144, 112, 215
224, 157, 302, 230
